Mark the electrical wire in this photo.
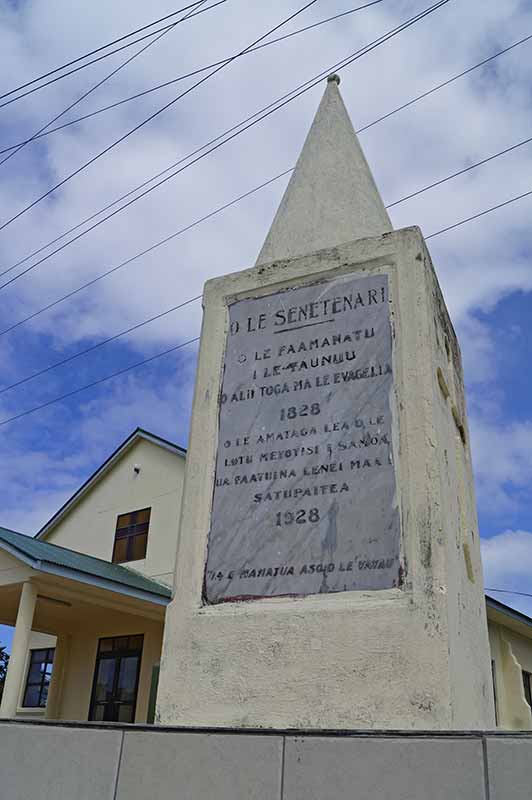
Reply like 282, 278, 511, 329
0, 169, 292, 340
425, 187, 532, 240
1, 15, 522, 285
1, 177, 531, 427
486, 589, 532, 600
0, 0, 218, 168
356, 31, 532, 134
0, 1, 213, 106
0, 0, 384, 156
0, 337, 202, 427
3, 123, 532, 343
0, 0, 323, 233
0, 0, 453, 289
0, 168, 293, 343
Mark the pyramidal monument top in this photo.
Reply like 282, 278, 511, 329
255, 74, 393, 265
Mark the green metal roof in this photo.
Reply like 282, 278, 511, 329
0, 526, 171, 603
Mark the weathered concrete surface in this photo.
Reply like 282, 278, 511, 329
255, 76, 392, 265
117, 730, 283, 800
283, 736, 486, 800
1, 721, 532, 799
158, 227, 494, 730
485, 737, 532, 800
0, 722, 122, 800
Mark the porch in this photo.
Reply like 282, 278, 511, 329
0, 527, 170, 723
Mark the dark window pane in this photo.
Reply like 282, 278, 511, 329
135, 508, 151, 525
23, 685, 41, 707
113, 537, 128, 563
98, 638, 113, 652
92, 704, 105, 721
117, 512, 133, 528
94, 660, 116, 702
129, 533, 147, 561
128, 635, 143, 651
118, 704, 134, 723
523, 671, 532, 707
40, 682, 50, 706
28, 662, 43, 682
32, 650, 47, 663
117, 657, 139, 702
132, 522, 149, 536
103, 703, 118, 722
115, 637, 129, 651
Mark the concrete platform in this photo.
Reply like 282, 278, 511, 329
0, 720, 530, 799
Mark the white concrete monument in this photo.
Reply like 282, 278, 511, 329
157, 76, 495, 729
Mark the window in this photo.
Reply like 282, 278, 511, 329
89, 635, 143, 723
523, 670, 532, 708
491, 660, 498, 727
22, 648, 55, 708
112, 507, 150, 563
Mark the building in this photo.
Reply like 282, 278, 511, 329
0, 428, 185, 723
0, 424, 531, 728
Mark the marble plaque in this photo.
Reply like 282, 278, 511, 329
204, 272, 400, 603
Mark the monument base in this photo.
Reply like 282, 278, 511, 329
157, 227, 494, 730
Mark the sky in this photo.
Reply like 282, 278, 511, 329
1, 0, 532, 650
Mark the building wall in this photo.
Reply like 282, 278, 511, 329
489, 618, 532, 730
43, 439, 185, 587
56, 608, 164, 724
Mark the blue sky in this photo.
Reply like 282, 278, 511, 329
1, 0, 532, 650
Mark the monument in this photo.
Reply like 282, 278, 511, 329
157, 76, 495, 729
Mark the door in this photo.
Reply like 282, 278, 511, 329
89, 634, 143, 723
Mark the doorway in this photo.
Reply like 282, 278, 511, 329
89, 634, 143, 723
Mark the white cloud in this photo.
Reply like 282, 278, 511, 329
482, 530, 532, 618
470, 417, 532, 515
1, 0, 532, 538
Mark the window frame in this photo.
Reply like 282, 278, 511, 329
88, 634, 144, 723
22, 647, 55, 708
112, 507, 151, 564
522, 669, 532, 708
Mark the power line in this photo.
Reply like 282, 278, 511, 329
0, 168, 293, 341
356, 32, 532, 134
0, 4, 225, 112
385, 133, 532, 209
1, 178, 531, 426
0, 1, 208, 105
0, 0, 453, 289
0, 0, 215, 168
426, 187, 532, 239
0, 337, 201, 427
0, 1, 384, 156
0, 0, 322, 234
0, 14, 520, 288
0, 295, 202, 395
486, 589, 532, 600
3, 123, 531, 342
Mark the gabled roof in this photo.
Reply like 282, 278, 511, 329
36, 427, 186, 540
0, 526, 171, 604
486, 594, 532, 633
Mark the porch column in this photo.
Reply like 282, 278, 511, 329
45, 634, 70, 720
0, 581, 37, 718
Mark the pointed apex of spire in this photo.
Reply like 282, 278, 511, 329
255, 76, 392, 266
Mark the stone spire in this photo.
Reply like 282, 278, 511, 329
255, 75, 392, 265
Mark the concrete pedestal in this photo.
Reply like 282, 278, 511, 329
157, 227, 495, 730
